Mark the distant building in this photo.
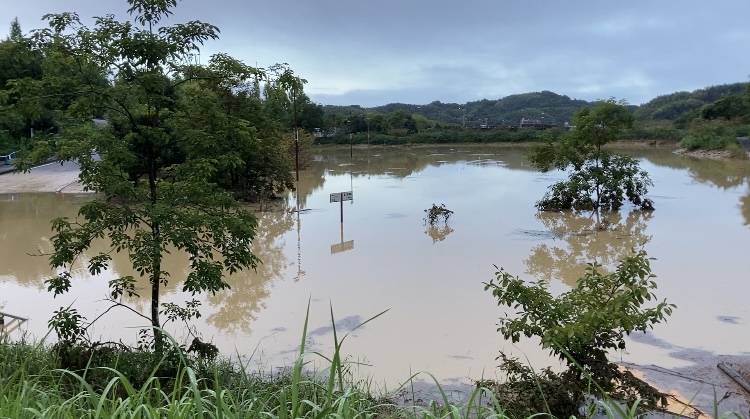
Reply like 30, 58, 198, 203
519, 118, 556, 129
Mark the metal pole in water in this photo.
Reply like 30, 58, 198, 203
295, 128, 299, 181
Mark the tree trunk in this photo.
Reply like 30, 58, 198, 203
151, 222, 163, 353
148, 140, 163, 353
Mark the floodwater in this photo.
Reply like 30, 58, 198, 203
1, 145, 748, 390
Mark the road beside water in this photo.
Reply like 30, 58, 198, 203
0, 161, 88, 193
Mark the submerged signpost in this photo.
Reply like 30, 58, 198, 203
330, 191, 354, 254
329, 191, 353, 222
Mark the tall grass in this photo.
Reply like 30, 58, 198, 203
0, 309, 735, 419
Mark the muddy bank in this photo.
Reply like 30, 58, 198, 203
624, 353, 750, 418
674, 148, 750, 160
392, 354, 750, 418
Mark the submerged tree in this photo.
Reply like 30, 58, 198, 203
11, 0, 281, 351
530, 99, 654, 213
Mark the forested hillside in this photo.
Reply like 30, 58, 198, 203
634, 82, 747, 122
322, 84, 748, 130
324, 91, 592, 128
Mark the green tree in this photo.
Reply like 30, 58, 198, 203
384, 109, 417, 135
700, 93, 750, 121
485, 250, 675, 417
172, 56, 294, 201
529, 99, 654, 213
0, 18, 47, 152
15, 0, 265, 352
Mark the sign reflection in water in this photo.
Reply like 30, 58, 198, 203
0, 146, 748, 387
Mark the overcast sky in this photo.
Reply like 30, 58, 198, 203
5, 0, 750, 107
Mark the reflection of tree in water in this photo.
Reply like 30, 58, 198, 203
642, 151, 750, 190
204, 207, 294, 334
524, 210, 653, 288
310, 145, 535, 181
681, 158, 750, 190
425, 224, 454, 244
643, 152, 750, 226
0, 193, 93, 288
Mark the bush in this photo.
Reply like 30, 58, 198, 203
680, 119, 739, 150
484, 249, 675, 417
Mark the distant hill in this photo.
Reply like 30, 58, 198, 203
323, 91, 592, 127
321, 83, 749, 128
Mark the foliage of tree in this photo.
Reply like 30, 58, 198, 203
172, 57, 295, 201
699, 91, 750, 122
263, 68, 324, 133
530, 99, 654, 212
485, 249, 675, 417
1, 17, 113, 155
10, 0, 300, 352
383, 109, 418, 135
0, 18, 47, 152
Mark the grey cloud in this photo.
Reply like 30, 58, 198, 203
6, 0, 750, 107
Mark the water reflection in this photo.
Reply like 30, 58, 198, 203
205, 206, 294, 334
0, 193, 90, 288
309, 144, 536, 184
524, 210, 653, 287
1, 146, 748, 389
741, 191, 750, 226
641, 152, 750, 190
425, 224, 454, 243
638, 151, 750, 226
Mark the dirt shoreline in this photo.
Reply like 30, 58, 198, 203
673, 147, 750, 160
624, 353, 750, 418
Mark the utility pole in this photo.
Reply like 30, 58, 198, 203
293, 87, 299, 182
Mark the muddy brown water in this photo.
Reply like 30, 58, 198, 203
1, 145, 748, 391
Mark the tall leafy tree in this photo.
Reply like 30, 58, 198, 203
171, 55, 294, 201
15, 0, 266, 351
529, 99, 653, 214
